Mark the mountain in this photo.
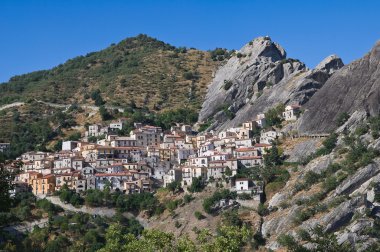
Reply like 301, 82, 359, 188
198, 36, 344, 131
0, 34, 217, 112
297, 40, 380, 134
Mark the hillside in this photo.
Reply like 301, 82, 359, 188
0, 34, 217, 111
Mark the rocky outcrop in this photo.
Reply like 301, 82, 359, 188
323, 196, 366, 232
261, 205, 302, 237
284, 139, 321, 163
198, 36, 343, 131
298, 40, 380, 134
334, 159, 380, 196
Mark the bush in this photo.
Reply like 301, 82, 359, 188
203, 189, 237, 214
257, 203, 269, 216
194, 211, 205, 220
183, 71, 197, 80
323, 176, 339, 192
167, 180, 181, 193
183, 194, 194, 204
336, 112, 350, 126
223, 80, 233, 91
188, 177, 205, 193
303, 171, 321, 189
369, 117, 380, 138
264, 103, 285, 128
165, 200, 181, 212
238, 193, 252, 200
265, 181, 286, 195
221, 210, 243, 227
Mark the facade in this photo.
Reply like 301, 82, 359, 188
32, 174, 56, 195
163, 169, 182, 187
283, 105, 301, 121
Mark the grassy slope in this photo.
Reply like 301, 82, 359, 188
0, 34, 216, 112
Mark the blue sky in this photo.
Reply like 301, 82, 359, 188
1, 0, 380, 83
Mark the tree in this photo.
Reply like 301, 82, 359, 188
166, 180, 181, 193
0, 167, 13, 212
99, 106, 112, 121
53, 140, 62, 151
263, 143, 282, 167
265, 103, 285, 127
188, 177, 205, 193
224, 167, 232, 177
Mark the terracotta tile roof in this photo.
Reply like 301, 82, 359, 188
235, 147, 257, 152
95, 172, 132, 177
237, 156, 262, 160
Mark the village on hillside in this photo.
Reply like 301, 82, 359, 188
2, 105, 302, 205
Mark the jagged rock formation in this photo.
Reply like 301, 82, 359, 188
262, 135, 380, 251
198, 36, 343, 131
298, 40, 380, 134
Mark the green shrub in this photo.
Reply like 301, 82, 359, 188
188, 177, 205, 193
336, 112, 350, 126
183, 194, 194, 204
203, 189, 237, 214
223, 80, 233, 91
238, 193, 252, 200
257, 203, 269, 216
194, 211, 205, 220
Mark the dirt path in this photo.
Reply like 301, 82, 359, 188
38, 195, 149, 228
0, 102, 25, 111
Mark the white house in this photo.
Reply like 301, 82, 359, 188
163, 169, 182, 187
283, 105, 301, 121
260, 130, 282, 144
255, 114, 267, 128
235, 178, 250, 191
181, 166, 207, 187
62, 141, 79, 151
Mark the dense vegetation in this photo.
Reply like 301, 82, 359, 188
0, 34, 216, 112
54, 186, 164, 216
1, 210, 142, 252
264, 103, 285, 128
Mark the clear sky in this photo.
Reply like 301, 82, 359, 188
1, 0, 380, 83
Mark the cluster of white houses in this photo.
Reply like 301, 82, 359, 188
8, 104, 301, 197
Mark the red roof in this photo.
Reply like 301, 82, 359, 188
237, 156, 262, 160
95, 172, 132, 177
235, 147, 257, 152
254, 143, 272, 147
43, 174, 55, 179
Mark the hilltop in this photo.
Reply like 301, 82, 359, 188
0, 34, 217, 111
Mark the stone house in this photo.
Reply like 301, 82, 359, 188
283, 105, 301, 121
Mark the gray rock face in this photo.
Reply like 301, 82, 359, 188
315, 54, 344, 74
198, 37, 343, 131
298, 40, 380, 134
334, 159, 380, 196
284, 139, 321, 163
323, 196, 366, 233
261, 205, 302, 237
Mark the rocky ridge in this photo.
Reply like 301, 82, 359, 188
198, 36, 343, 132
297, 40, 380, 134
